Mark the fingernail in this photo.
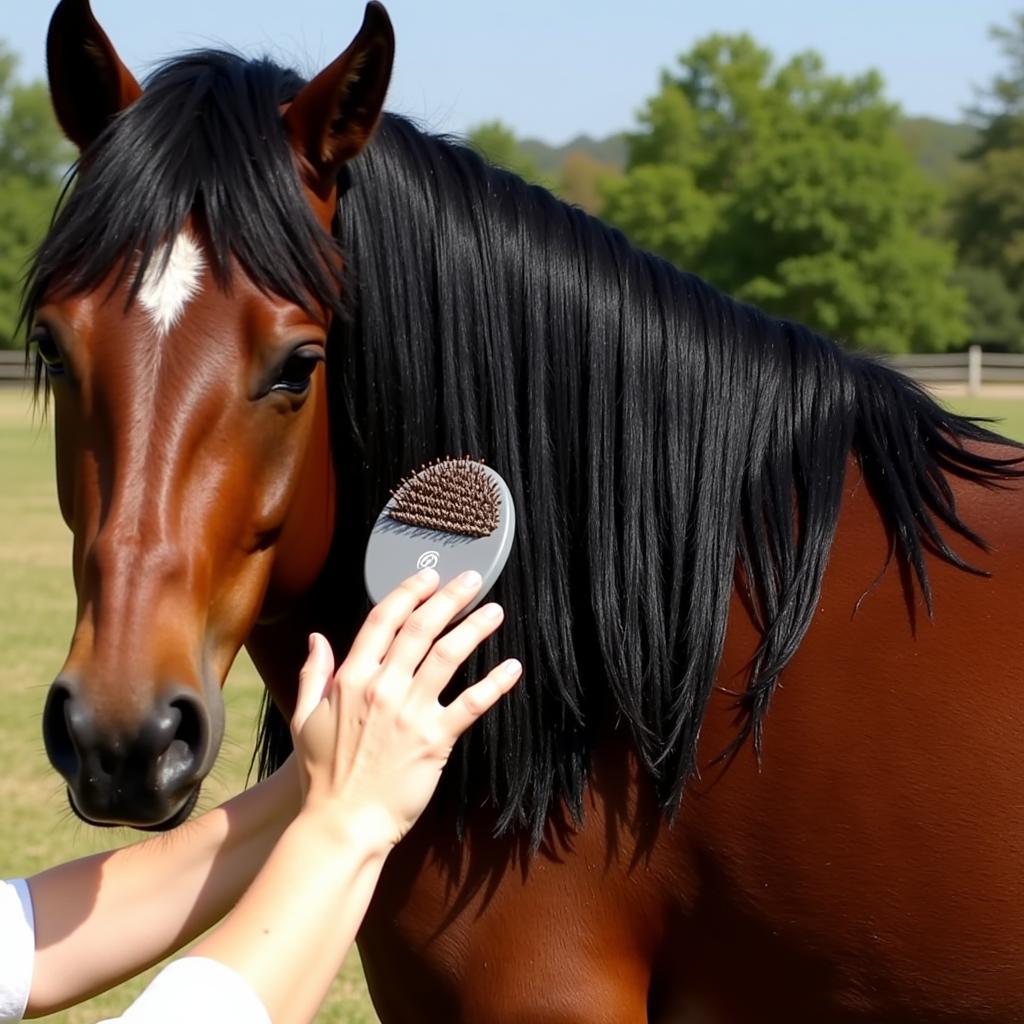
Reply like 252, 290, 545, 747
481, 603, 503, 621
417, 568, 439, 583
458, 570, 482, 589
501, 658, 522, 677
308, 634, 315, 654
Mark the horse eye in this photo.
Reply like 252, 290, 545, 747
31, 325, 65, 375
270, 348, 322, 395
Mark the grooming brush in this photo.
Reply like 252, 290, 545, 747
364, 456, 516, 620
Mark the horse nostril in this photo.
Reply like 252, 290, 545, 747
98, 749, 119, 776
172, 694, 204, 754
152, 691, 209, 790
42, 680, 81, 782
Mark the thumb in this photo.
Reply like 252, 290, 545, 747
293, 633, 335, 733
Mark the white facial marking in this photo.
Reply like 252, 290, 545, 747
138, 233, 205, 335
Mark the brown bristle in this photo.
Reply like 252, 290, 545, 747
388, 456, 500, 538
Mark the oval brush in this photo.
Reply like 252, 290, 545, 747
364, 456, 516, 620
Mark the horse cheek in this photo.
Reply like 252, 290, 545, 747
261, 371, 336, 619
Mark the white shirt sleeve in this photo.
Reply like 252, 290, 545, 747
97, 959, 271, 1024
0, 877, 268, 1024
0, 879, 35, 1022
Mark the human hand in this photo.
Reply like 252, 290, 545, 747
289, 569, 522, 851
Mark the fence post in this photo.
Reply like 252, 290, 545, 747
968, 345, 982, 397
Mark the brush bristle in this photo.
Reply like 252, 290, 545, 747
388, 456, 500, 538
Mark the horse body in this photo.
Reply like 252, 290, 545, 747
255, 457, 1024, 1022
369, 461, 1024, 1023
30, 2, 1024, 1020
677, 459, 1024, 1023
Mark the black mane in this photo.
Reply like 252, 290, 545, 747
24, 52, 1024, 842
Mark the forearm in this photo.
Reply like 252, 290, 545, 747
189, 810, 389, 1024
25, 761, 300, 1016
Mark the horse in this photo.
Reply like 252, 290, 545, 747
26, 0, 1024, 1019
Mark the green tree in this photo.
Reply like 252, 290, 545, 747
557, 151, 621, 215
0, 44, 71, 349
951, 13, 1024, 351
466, 120, 543, 183
952, 264, 1024, 348
602, 35, 966, 353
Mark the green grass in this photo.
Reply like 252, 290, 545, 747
1, 385, 1022, 1023
0, 387, 377, 1022
942, 397, 1024, 442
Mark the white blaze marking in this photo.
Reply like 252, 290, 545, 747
137, 233, 205, 335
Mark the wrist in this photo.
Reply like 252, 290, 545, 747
292, 799, 398, 861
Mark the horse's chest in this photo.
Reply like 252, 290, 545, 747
356, 772, 676, 1023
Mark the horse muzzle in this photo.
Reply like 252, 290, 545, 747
42, 677, 217, 829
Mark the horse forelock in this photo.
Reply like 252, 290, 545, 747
22, 49, 346, 365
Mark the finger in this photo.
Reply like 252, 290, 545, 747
382, 570, 484, 674
292, 633, 336, 733
413, 602, 505, 700
443, 658, 523, 738
346, 569, 440, 666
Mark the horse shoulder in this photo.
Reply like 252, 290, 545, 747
671, 444, 1024, 1021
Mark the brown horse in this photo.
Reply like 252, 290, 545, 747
28, 0, 1024, 1019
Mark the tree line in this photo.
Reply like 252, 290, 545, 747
470, 15, 1024, 354
2, 16, 1022, 354
0, 45, 73, 350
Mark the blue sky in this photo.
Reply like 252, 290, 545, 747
5, 1, 1019, 144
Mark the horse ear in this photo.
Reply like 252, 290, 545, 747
283, 1, 395, 197
46, 0, 142, 152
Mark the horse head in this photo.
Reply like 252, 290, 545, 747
33, 0, 394, 829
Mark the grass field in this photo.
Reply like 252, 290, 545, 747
945, 396, 1024, 440
1, 385, 1022, 1023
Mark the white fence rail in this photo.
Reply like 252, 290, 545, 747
884, 346, 1024, 394
0, 351, 30, 386
4, 345, 1024, 392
